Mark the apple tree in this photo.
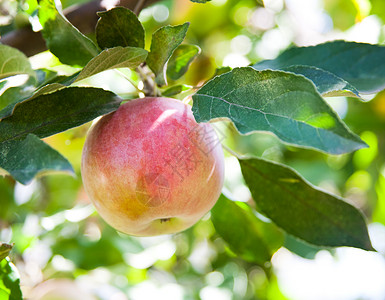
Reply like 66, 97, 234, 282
1, 0, 385, 298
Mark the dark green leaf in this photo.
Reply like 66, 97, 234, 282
0, 45, 35, 80
167, 44, 200, 81
0, 83, 35, 118
0, 134, 74, 184
41, 71, 80, 87
213, 66, 232, 77
161, 84, 191, 97
0, 243, 13, 262
147, 23, 190, 86
35, 69, 59, 87
253, 41, 385, 94
0, 87, 121, 142
75, 47, 148, 82
192, 67, 366, 154
0, 77, 75, 120
284, 234, 330, 259
96, 7, 145, 49
31, 83, 65, 99
0, 259, 22, 300
283, 65, 361, 99
211, 194, 284, 265
239, 157, 374, 250
39, 0, 99, 66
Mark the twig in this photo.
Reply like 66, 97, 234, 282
133, 0, 147, 15
136, 65, 159, 96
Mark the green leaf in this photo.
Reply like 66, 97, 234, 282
39, 0, 99, 66
167, 44, 200, 81
147, 23, 190, 86
161, 84, 191, 97
40, 71, 80, 87
211, 194, 284, 265
35, 68, 59, 87
31, 83, 65, 99
192, 67, 366, 154
75, 47, 148, 82
239, 157, 374, 250
0, 259, 22, 300
284, 234, 329, 259
253, 41, 385, 94
213, 66, 232, 77
0, 76, 75, 120
96, 7, 145, 49
283, 65, 361, 99
0, 134, 74, 184
0, 243, 13, 262
0, 45, 35, 80
0, 83, 69, 121
0, 83, 35, 118
0, 87, 121, 143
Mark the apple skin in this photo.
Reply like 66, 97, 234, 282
81, 97, 224, 236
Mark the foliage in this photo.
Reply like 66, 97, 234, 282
39, 0, 99, 66
147, 22, 190, 85
253, 41, 385, 94
192, 67, 366, 154
211, 194, 284, 265
0, 45, 35, 80
0, 243, 13, 262
0, 259, 22, 299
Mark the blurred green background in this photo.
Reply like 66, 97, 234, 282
1, 0, 385, 299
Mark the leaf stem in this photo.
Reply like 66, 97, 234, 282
182, 95, 192, 104
114, 69, 142, 93
221, 143, 243, 159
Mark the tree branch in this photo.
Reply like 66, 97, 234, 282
0, 0, 161, 57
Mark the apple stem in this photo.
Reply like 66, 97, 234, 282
160, 218, 171, 223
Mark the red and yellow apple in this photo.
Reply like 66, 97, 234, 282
81, 97, 224, 236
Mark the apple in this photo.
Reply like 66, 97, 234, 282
81, 97, 225, 236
